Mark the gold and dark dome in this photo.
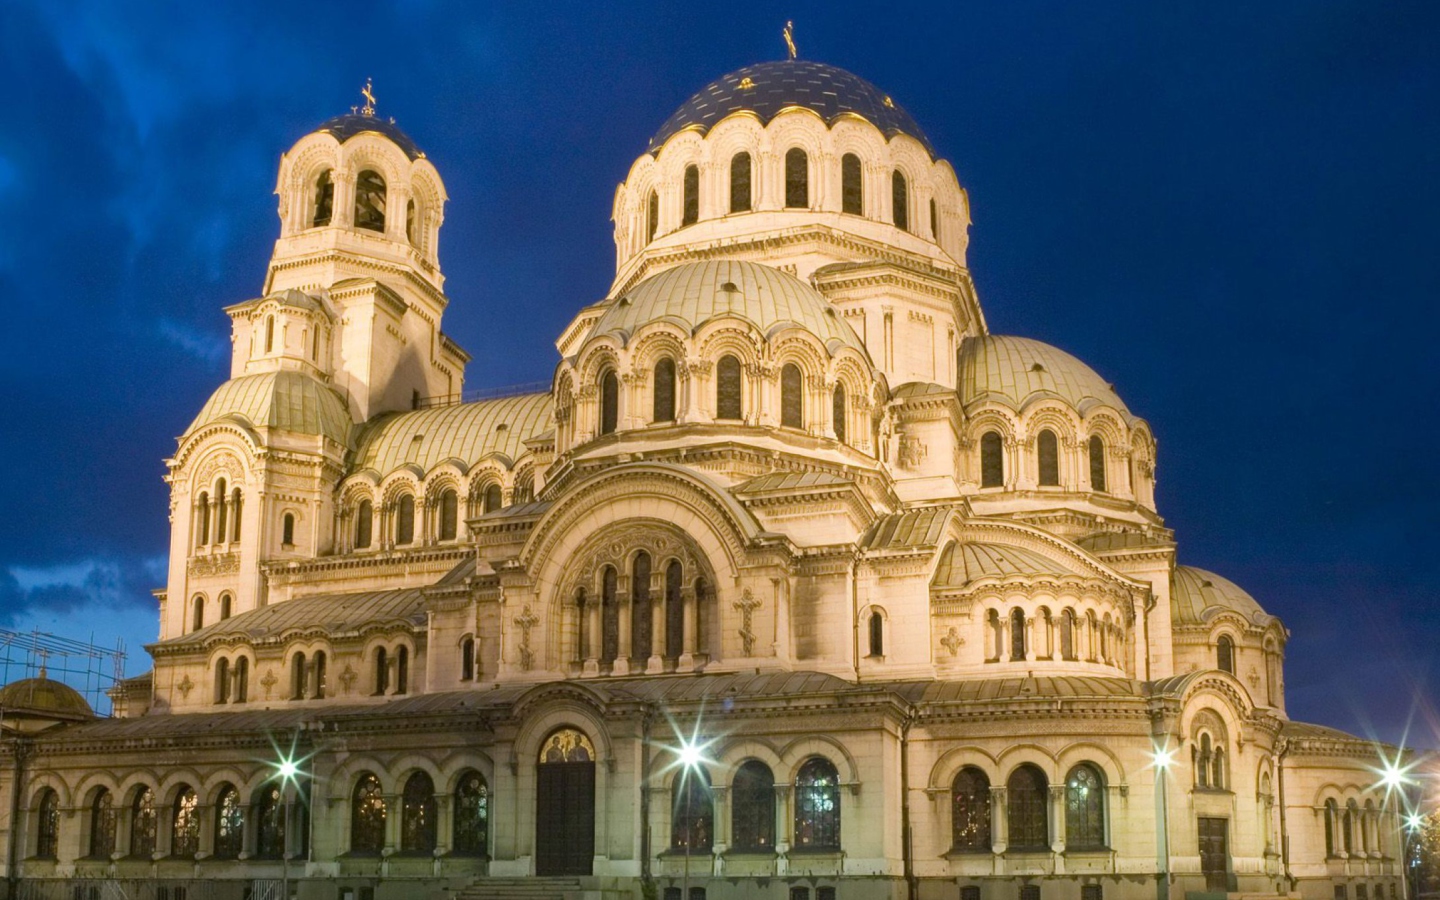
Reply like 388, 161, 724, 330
649, 60, 934, 156
0, 675, 93, 720
314, 113, 423, 160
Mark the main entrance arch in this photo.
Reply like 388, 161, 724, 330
535, 728, 596, 875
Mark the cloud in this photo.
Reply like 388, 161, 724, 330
158, 319, 229, 367
0, 556, 165, 624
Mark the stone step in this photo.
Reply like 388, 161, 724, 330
454, 877, 585, 900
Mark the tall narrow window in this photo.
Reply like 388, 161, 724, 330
951, 768, 992, 852
265, 317, 275, 353
214, 658, 230, 704
780, 363, 803, 429
1089, 435, 1107, 491
1065, 764, 1106, 849
671, 766, 714, 852
1061, 609, 1076, 660
454, 771, 490, 856
654, 358, 677, 422
191, 595, 204, 633
716, 355, 743, 420
461, 637, 476, 681
892, 170, 909, 232
841, 153, 863, 215
602, 565, 619, 665
930, 198, 939, 242
89, 789, 116, 858
832, 384, 847, 443
215, 479, 228, 543
1197, 733, 1213, 788
785, 148, 809, 208
36, 788, 60, 859
868, 611, 884, 657
730, 152, 752, 213
406, 198, 417, 246
682, 165, 699, 226
483, 484, 503, 513
170, 786, 200, 858
351, 774, 386, 855
665, 560, 684, 659
1007, 765, 1048, 849
1010, 608, 1027, 661
402, 772, 437, 854
234, 657, 248, 703
255, 785, 285, 859
794, 758, 841, 851
312, 170, 334, 227
291, 652, 306, 700
396, 494, 415, 544
355, 169, 387, 232
632, 551, 652, 660
374, 647, 389, 695
600, 370, 619, 435
230, 488, 242, 541
396, 645, 409, 694
439, 488, 458, 541
355, 499, 373, 548
130, 787, 157, 858
731, 760, 775, 851
195, 493, 209, 546
214, 785, 243, 859
980, 431, 1004, 488
1038, 429, 1060, 486
1217, 635, 1235, 674
313, 651, 327, 699
282, 512, 295, 546
647, 189, 659, 243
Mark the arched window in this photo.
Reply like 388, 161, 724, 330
355, 499, 373, 549
602, 565, 619, 664
832, 383, 847, 443
930, 198, 939, 242
454, 771, 490, 856
632, 551, 653, 660
1196, 733, 1214, 788
1089, 435, 1107, 491
291, 652, 307, 700
1217, 635, 1235, 674
402, 772, 437, 854
214, 657, 230, 704
396, 645, 409, 694
731, 760, 775, 851
396, 494, 416, 545
483, 484, 503, 513
89, 788, 116, 858
665, 561, 683, 660
195, 492, 209, 546
1010, 608, 1027, 661
654, 358, 677, 422
282, 512, 295, 546
1065, 764, 1106, 849
716, 355, 743, 420
671, 766, 713, 851
785, 148, 809, 208
841, 153, 863, 215
219, 593, 232, 621
406, 198, 417, 246
439, 488, 458, 541
1212, 744, 1226, 790
234, 656, 248, 703
130, 786, 157, 857
600, 370, 619, 435
230, 487, 242, 541
213, 785, 243, 859
730, 152, 752, 213
264, 317, 275, 354
313, 650, 327, 699
1038, 429, 1060, 486
1060, 609, 1076, 660
351, 774, 386, 855
647, 189, 659, 243
312, 170, 334, 227
682, 165, 700, 226
1007, 765, 1049, 849
780, 363, 803, 429
355, 169, 387, 232
461, 637, 476, 681
191, 595, 204, 633
868, 611, 884, 657
1344, 801, 1355, 854
793, 757, 841, 851
255, 784, 285, 859
374, 647, 389, 695
35, 788, 60, 858
215, 479, 228, 544
1324, 798, 1338, 856
980, 431, 1004, 488
951, 767, 992, 852
892, 170, 909, 231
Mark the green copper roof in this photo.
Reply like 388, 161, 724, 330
1170, 565, 1271, 626
931, 540, 1086, 588
186, 371, 352, 445
154, 587, 428, 649
592, 260, 866, 355
958, 335, 1131, 419
352, 391, 552, 476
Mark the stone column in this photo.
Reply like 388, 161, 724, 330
648, 577, 666, 674
1050, 783, 1067, 853
584, 597, 601, 676
679, 586, 698, 671
991, 785, 1008, 854
615, 589, 633, 676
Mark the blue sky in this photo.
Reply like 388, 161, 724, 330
1, 1, 1437, 746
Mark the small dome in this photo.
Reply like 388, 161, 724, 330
0, 676, 93, 719
932, 540, 1089, 588
186, 371, 352, 447
958, 335, 1132, 419
649, 60, 934, 156
1171, 565, 1272, 627
353, 391, 554, 475
314, 113, 423, 161
592, 260, 867, 356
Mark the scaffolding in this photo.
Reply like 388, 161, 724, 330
0, 628, 126, 717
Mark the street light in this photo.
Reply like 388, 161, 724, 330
1404, 813, 1425, 900
1153, 744, 1175, 900
676, 736, 708, 900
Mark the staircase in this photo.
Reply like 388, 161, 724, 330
454, 876, 586, 900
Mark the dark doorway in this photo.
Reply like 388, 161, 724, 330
1198, 817, 1230, 891
536, 728, 596, 876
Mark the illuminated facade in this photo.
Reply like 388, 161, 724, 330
0, 56, 1405, 900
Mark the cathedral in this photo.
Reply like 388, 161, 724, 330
0, 48, 1405, 900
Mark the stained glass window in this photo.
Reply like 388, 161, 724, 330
89, 789, 116, 858
793, 757, 840, 851
665, 561, 684, 660
35, 788, 59, 858
454, 771, 489, 856
633, 552, 652, 660
351, 774, 386, 855
171, 787, 199, 857
951, 768, 991, 852
401, 772, 437, 854
602, 566, 619, 665
682, 166, 699, 226
1038, 430, 1059, 486
1089, 436, 1106, 491
355, 170, 387, 232
1010, 609, 1027, 661
1007, 765, 1048, 849
731, 760, 774, 852
841, 153, 863, 215
781, 364, 803, 429
1065, 764, 1106, 848
981, 431, 1004, 487
785, 148, 808, 208
671, 766, 713, 851
716, 355, 743, 420
653, 358, 677, 422
214, 785, 243, 859
256, 785, 285, 859
730, 153, 752, 213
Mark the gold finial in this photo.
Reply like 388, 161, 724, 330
360, 78, 377, 117
783, 20, 797, 60
738, 76, 755, 91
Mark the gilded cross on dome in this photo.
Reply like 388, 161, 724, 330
360, 78, 377, 117
783, 21, 797, 60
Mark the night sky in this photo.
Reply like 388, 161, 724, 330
1, 2, 1436, 747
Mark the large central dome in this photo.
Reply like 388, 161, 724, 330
648, 59, 934, 155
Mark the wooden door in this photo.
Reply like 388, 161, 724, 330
1198, 817, 1229, 892
536, 760, 596, 875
